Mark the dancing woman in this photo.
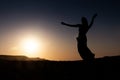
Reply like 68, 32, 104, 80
61, 14, 97, 60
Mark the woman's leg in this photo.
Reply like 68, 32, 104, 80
77, 35, 95, 60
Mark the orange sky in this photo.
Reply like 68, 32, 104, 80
0, 23, 119, 61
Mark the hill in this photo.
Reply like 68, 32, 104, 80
0, 55, 46, 61
0, 55, 120, 80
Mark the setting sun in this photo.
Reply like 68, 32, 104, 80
21, 37, 40, 57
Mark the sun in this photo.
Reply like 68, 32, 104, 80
23, 40, 38, 53
21, 38, 40, 57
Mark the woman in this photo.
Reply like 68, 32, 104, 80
61, 14, 97, 60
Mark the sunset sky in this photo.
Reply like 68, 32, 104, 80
0, 0, 120, 61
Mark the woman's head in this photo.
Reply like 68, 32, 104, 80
81, 17, 88, 26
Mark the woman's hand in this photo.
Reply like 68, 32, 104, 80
61, 22, 66, 25
93, 13, 98, 18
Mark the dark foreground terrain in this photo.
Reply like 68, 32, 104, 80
0, 55, 120, 80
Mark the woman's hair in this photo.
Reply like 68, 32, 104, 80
81, 17, 88, 26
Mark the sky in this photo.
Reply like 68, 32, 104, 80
0, 0, 120, 61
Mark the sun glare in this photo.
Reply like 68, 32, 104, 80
21, 38, 40, 57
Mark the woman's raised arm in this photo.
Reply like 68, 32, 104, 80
89, 13, 98, 28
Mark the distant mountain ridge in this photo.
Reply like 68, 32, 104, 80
0, 55, 46, 61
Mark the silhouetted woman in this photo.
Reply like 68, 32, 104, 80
61, 14, 97, 60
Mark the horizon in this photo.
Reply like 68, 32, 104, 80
0, 54, 120, 61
